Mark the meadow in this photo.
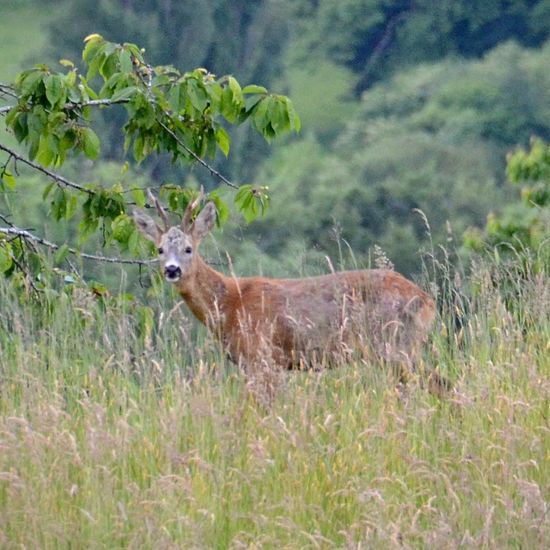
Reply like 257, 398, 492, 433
0, 252, 548, 549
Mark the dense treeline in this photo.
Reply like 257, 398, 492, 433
46, 0, 550, 93
291, 0, 550, 91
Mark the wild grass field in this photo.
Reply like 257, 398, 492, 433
0, 252, 548, 549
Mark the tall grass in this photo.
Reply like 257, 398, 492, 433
0, 253, 548, 549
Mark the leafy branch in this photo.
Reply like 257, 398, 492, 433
157, 120, 239, 190
0, 34, 300, 288
0, 142, 95, 195
0, 226, 156, 264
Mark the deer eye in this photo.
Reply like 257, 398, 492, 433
157, 247, 164, 254
185, 246, 193, 254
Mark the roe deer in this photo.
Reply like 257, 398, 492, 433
133, 194, 448, 395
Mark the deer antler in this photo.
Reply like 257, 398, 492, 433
147, 189, 169, 231
181, 186, 205, 230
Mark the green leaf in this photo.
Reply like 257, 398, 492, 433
59, 128, 77, 153
132, 134, 145, 162
268, 98, 289, 133
12, 112, 28, 143
251, 96, 271, 137
18, 70, 44, 97
227, 76, 243, 104
285, 98, 301, 132
244, 95, 263, 113
207, 192, 230, 225
111, 86, 139, 102
66, 194, 78, 220
28, 137, 39, 161
215, 126, 230, 157
42, 181, 55, 200
234, 184, 270, 222
54, 243, 70, 265
27, 107, 47, 138
0, 243, 13, 273
168, 85, 182, 113
220, 86, 237, 122
112, 214, 134, 248
187, 79, 208, 112
36, 135, 55, 166
5, 107, 20, 127
242, 84, 267, 95
131, 188, 146, 208
82, 34, 104, 62
119, 49, 133, 73
81, 127, 100, 159
1, 170, 16, 190
234, 184, 255, 222
99, 53, 119, 80
50, 187, 67, 220
45, 74, 65, 107
128, 228, 140, 253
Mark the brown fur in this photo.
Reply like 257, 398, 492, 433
174, 259, 435, 367
133, 201, 447, 395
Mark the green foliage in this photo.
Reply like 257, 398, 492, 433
6, 33, 298, 173
234, 184, 270, 223
465, 138, 550, 264
0, 34, 299, 285
0, 2, 52, 82
243, 41, 550, 275
290, 0, 550, 92
285, 61, 358, 138
47, 0, 290, 89
0, 239, 13, 272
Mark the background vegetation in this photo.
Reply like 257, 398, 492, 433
1, 0, 549, 277
0, 1, 549, 548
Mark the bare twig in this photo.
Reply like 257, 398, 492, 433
0, 143, 96, 195
0, 143, 170, 213
68, 97, 131, 109
0, 226, 157, 265
0, 83, 16, 93
1, 97, 132, 116
0, 213, 14, 227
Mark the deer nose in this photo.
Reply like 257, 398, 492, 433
164, 264, 182, 280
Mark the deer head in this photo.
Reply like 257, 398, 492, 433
133, 191, 217, 283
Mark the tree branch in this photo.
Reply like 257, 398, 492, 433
0, 226, 156, 265
0, 84, 17, 100
2, 82, 240, 192
0, 97, 132, 116
1, 100, 239, 191
0, 143, 96, 195
158, 120, 239, 190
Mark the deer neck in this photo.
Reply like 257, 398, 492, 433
176, 256, 228, 327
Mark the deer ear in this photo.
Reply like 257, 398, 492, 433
133, 210, 161, 243
192, 202, 217, 240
